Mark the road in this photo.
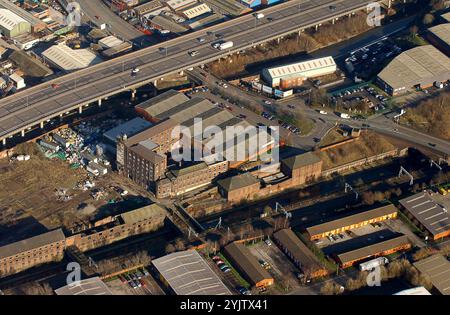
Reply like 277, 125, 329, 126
0, 0, 379, 143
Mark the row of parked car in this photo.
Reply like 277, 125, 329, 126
118, 268, 150, 289
212, 256, 232, 273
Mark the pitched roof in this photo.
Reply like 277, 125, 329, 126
306, 204, 398, 237
223, 242, 273, 286
135, 90, 189, 115
413, 254, 450, 295
152, 250, 231, 295
377, 45, 450, 90
428, 23, 450, 46
336, 234, 410, 265
265, 57, 336, 80
0, 229, 65, 259
168, 162, 208, 178
120, 203, 166, 225
55, 277, 113, 295
217, 172, 260, 192
281, 151, 322, 171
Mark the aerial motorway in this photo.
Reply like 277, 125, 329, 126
0, 0, 379, 145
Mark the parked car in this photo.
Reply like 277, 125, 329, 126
265, 239, 272, 246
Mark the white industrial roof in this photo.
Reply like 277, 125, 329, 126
42, 44, 102, 71
166, 0, 197, 10
429, 23, 450, 46
394, 287, 432, 295
0, 8, 28, 31
265, 56, 336, 79
103, 117, 152, 143
152, 250, 231, 295
99, 35, 124, 49
182, 3, 211, 19
9, 73, 23, 83
55, 277, 113, 295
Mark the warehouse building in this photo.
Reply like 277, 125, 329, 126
187, 12, 224, 29
262, 57, 337, 89
0, 229, 66, 276
55, 277, 113, 295
306, 204, 398, 240
217, 172, 261, 203
413, 254, 450, 295
42, 44, 102, 71
103, 117, 153, 145
377, 45, 450, 95
0, 0, 46, 33
427, 23, 450, 56
223, 242, 274, 288
133, 0, 163, 17
152, 250, 231, 295
166, 0, 198, 11
441, 12, 450, 23
335, 234, 411, 268
240, 0, 261, 9
0, 8, 31, 37
399, 191, 450, 240
273, 229, 328, 279
203, 0, 252, 17
181, 3, 212, 19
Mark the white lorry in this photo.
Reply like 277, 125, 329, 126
359, 257, 389, 271
340, 113, 350, 119
214, 41, 234, 50
255, 13, 265, 19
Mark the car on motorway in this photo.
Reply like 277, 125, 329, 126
197, 37, 206, 43
429, 143, 436, 147
238, 114, 247, 119
51, 83, 60, 89
189, 50, 199, 57
131, 67, 140, 76
329, 5, 336, 11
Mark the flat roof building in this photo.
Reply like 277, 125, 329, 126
181, 3, 212, 19
165, 0, 198, 11
152, 249, 231, 295
42, 44, 102, 71
150, 15, 189, 33
399, 191, 450, 240
335, 234, 411, 268
377, 45, 450, 95
427, 23, 450, 56
306, 204, 399, 240
413, 254, 450, 295
203, 0, 252, 17
0, 8, 31, 38
223, 242, 274, 288
262, 57, 337, 89
55, 277, 113, 295
0, 0, 46, 32
273, 229, 328, 279
103, 117, 153, 143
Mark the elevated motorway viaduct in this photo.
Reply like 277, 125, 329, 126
0, 0, 384, 146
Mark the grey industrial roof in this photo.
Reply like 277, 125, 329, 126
120, 203, 166, 225
223, 242, 273, 286
0, 229, 65, 259
54, 277, 113, 295
281, 151, 322, 171
428, 23, 450, 46
399, 192, 450, 237
126, 118, 178, 146
306, 204, 398, 237
413, 254, 450, 295
135, 89, 189, 116
169, 162, 208, 178
217, 172, 260, 192
0, 0, 43, 27
152, 250, 231, 295
336, 234, 410, 264
203, 0, 250, 17
377, 45, 450, 90
273, 229, 325, 273
129, 143, 166, 163
150, 15, 189, 33
103, 117, 152, 142
188, 12, 224, 30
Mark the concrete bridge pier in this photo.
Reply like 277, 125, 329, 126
98, 99, 102, 106
40, 121, 44, 129
21, 130, 25, 137
131, 89, 137, 100
2, 138, 6, 146
78, 106, 83, 114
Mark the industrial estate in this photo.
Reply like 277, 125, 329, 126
0, 0, 448, 300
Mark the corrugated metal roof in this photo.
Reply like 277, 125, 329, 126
0, 229, 65, 259
0, 8, 28, 31
377, 45, 450, 90
442, 12, 450, 23
266, 57, 336, 79
223, 242, 273, 286
135, 89, 189, 116
166, 0, 197, 10
55, 277, 113, 295
394, 286, 432, 295
152, 249, 231, 295
182, 3, 211, 19
306, 204, 398, 237
428, 23, 450, 46
413, 254, 450, 295
273, 229, 326, 274
42, 44, 102, 71
337, 234, 410, 265
399, 192, 450, 237
120, 203, 166, 225
98, 35, 124, 49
